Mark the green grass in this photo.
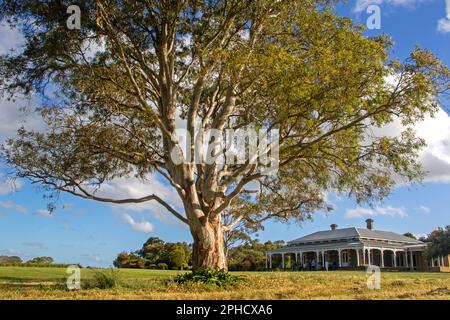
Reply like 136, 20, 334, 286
0, 267, 449, 300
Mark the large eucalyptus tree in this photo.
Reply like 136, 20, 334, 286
1, 0, 449, 270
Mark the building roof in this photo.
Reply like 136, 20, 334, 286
355, 228, 423, 244
288, 227, 358, 244
288, 227, 423, 245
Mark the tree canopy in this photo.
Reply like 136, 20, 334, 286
114, 237, 191, 270
424, 226, 450, 259
1, 0, 449, 270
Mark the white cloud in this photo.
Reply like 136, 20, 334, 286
0, 24, 24, 55
0, 178, 22, 195
121, 213, 154, 233
0, 27, 46, 141
437, 0, 450, 33
346, 206, 407, 218
94, 174, 185, 224
409, 109, 450, 182
0, 201, 27, 213
22, 242, 48, 249
0, 96, 45, 140
415, 205, 431, 214
371, 108, 450, 183
33, 209, 53, 219
437, 18, 450, 32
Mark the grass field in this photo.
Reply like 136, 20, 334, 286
0, 266, 449, 300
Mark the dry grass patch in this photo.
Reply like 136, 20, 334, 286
0, 267, 448, 300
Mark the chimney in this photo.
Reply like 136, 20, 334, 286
330, 224, 338, 231
366, 219, 374, 230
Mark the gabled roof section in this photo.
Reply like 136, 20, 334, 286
356, 228, 423, 244
288, 227, 424, 245
288, 227, 359, 244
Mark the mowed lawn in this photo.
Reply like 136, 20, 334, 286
0, 266, 449, 300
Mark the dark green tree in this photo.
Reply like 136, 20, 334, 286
139, 237, 166, 264
165, 245, 188, 270
27, 256, 54, 264
115, 237, 191, 269
113, 252, 145, 269
424, 226, 450, 259
228, 239, 285, 271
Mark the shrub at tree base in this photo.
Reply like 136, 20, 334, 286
86, 269, 122, 290
174, 269, 242, 288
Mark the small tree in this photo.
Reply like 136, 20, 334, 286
139, 237, 166, 263
424, 226, 450, 259
228, 239, 284, 271
167, 246, 188, 270
113, 252, 143, 269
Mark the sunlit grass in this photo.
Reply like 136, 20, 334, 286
0, 267, 448, 300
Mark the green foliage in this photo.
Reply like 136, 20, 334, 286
87, 269, 122, 290
27, 256, 54, 265
157, 263, 168, 270
0, 256, 22, 265
424, 226, 450, 259
113, 252, 145, 269
114, 237, 287, 272
174, 269, 241, 288
0, 255, 68, 268
228, 240, 284, 271
167, 246, 187, 270
140, 237, 166, 263
115, 237, 191, 270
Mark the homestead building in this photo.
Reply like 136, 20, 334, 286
266, 219, 450, 272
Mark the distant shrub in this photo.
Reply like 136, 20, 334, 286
87, 269, 122, 289
157, 263, 168, 270
174, 269, 241, 288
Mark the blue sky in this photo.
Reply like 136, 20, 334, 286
1, 1, 450, 267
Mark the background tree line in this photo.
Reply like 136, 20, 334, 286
2, 226, 447, 271
115, 226, 449, 271
0, 256, 71, 267
113, 236, 286, 271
